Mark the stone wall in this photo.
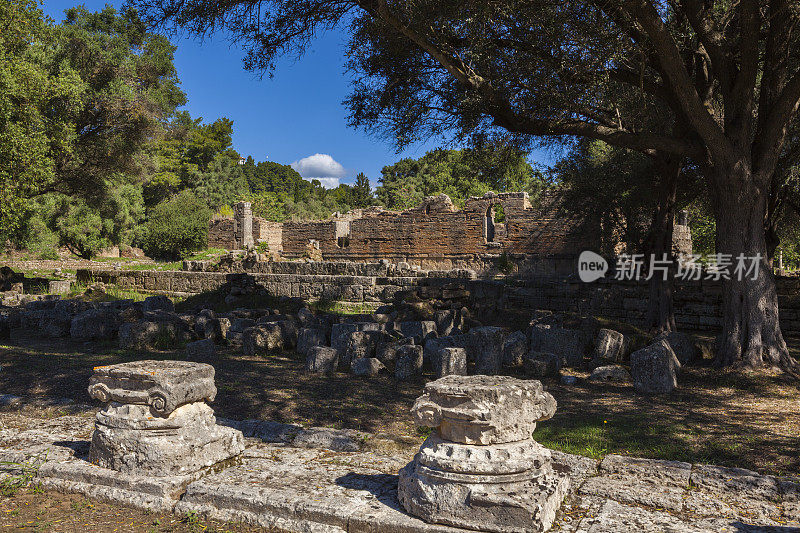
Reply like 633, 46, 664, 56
76, 265, 800, 335
253, 218, 283, 255
208, 217, 236, 249
207, 192, 677, 274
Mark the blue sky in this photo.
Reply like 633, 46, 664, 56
43, 1, 555, 188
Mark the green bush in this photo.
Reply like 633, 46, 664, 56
141, 192, 212, 260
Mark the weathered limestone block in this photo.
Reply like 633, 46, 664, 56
501, 330, 528, 368
375, 337, 414, 365
341, 330, 387, 369
524, 351, 562, 378
655, 331, 699, 365
530, 325, 588, 367
185, 338, 216, 362
350, 357, 385, 376
242, 324, 284, 355
118, 320, 194, 350
467, 326, 505, 375
395, 345, 424, 380
203, 318, 230, 344
588, 365, 631, 383
297, 327, 327, 356
592, 328, 628, 363
434, 347, 467, 378
70, 307, 121, 341
398, 375, 568, 533
143, 295, 174, 313
630, 339, 680, 394
398, 320, 437, 341
87, 361, 243, 476
305, 346, 339, 374
434, 309, 463, 336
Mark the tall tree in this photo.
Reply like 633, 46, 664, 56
134, 0, 800, 372
0, 0, 81, 240
351, 172, 374, 207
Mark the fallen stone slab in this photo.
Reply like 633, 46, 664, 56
175, 444, 468, 533
38, 458, 206, 513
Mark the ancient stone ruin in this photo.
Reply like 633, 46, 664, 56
87, 360, 244, 476
398, 375, 569, 532
208, 193, 693, 273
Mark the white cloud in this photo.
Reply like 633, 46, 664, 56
312, 177, 341, 189
291, 153, 346, 180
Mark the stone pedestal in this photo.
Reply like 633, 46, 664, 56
398, 375, 568, 533
88, 360, 244, 476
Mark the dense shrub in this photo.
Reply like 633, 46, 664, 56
141, 192, 211, 260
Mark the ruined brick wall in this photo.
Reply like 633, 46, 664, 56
208, 217, 236, 249
209, 191, 689, 271
278, 192, 602, 271
253, 218, 283, 254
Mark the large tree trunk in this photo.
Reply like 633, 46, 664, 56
645, 157, 680, 335
713, 164, 798, 373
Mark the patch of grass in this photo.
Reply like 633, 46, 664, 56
64, 282, 151, 302
0, 451, 48, 497
311, 299, 380, 315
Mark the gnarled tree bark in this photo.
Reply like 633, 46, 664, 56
713, 163, 798, 373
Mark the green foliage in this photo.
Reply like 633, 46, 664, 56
687, 201, 717, 258
53, 198, 110, 259
376, 147, 543, 210
0, 0, 81, 239
141, 192, 212, 259
256, 241, 270, 254
351, 173, 374, 208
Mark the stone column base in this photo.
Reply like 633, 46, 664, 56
398, 460, 569, 533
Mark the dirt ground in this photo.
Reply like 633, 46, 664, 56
0, 490, 280, 532
0, 330, 799, 476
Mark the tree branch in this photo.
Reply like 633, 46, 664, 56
619, 0, 732, 161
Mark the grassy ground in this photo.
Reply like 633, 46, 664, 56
0, 331, 798, 475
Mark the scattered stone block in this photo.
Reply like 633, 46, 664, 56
305, 346, 339, 374
87, 360, 243, 476
398, 320, 437, 341
588, 365, 631, 383
434, 347, 467, 378
186, 339, 216, 362
229, 318, 255, 333
204, 318, 230, 344
467, 326, 505, 375
395, 345, 423, 380
351, 357, 385, 377
655, 331, 700, 365
70, 308, 121, 341
296, 327, 327, 356
434, 309, 462, 336
593, 328, 628, 363
502, 330, 528, 367
341, 330, 387, 369
375, 337, 414, 365
48, 280, 71, 294
142, 295, 174, 313
524, 351, 562, 377
630, 339, 680, 394
242, 324, 284, 355
530, 325, 588, 367
118, 320, 193, 350
398, 375, 568, 532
